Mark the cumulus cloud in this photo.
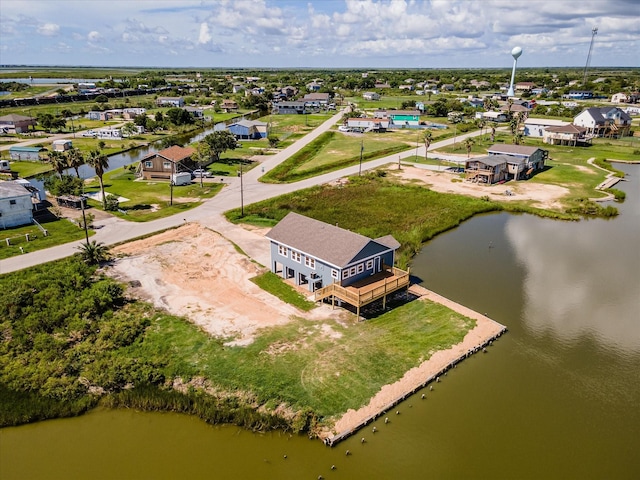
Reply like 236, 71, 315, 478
87, 31, 101, 42
198, 23, 212, 44
37, 23, 59, 36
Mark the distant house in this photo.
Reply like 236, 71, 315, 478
227, 119, 268, 139
303, 92, 331, 105
87, 111, 112, 121
8, 146, 46, 161
265, 212, 409, 317
306, 81, 323, 92
515, 82, 536, 92
139, 145, 196, 180
52, 139, 73, 151
183, 106, 204, 118
346, 117, 389, 132
0, 181, 34, 228
362, 92, 380, 101
480, 111, 508, 122
273, 101, 310, 115
95, 127, 122, 139
220, 99, 239, 113
0, 114, 36, 134
543, 124, 590, 146
398, 85, 414, 91
574, 107, 632, 137
232, 84, 245, 94
374, 110, 420, 128
156, 97, 185, 107
374, 82, 391, 89
522, 118, 570, 138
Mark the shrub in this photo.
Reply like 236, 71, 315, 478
104, 194, 120, 211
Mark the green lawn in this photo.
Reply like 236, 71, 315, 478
5, 160, 53, 178
0, 211, 92, 259
84, 165, 222, 221
250, 272, 316, 312
133, 298, 475, 419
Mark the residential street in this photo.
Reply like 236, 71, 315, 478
0, 112, 485, 274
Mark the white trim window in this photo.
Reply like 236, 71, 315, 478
331, 269, 339, 280
291, 251, 301, 263
357, 264, 364, 274
163, 161, 172, 169
349, 266, 357, 277
144, 160, 153, 168
304, 256, 316, 269
366, 259, 374, 270
278, 245, 288, 257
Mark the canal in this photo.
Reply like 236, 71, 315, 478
2, 164, 638, 479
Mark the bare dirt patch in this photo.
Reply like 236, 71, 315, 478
391, 165, 570, 210
110, 223, 320, 346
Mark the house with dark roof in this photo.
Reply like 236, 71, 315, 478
487, 144, 548, 180
273, 101, 311, 114
266, 213, 409, 316
573, 107, 632, 137
0, 114, 36, 134
543, 124, 590, 146
138, 145, 196, 180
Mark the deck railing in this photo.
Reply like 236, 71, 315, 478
314, 266, 410, 307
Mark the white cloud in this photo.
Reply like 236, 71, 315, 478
87, 31, 101, 42
198, 23, 211, 44
37, 23, 59, 36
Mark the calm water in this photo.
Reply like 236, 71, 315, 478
2, 165, 639, 479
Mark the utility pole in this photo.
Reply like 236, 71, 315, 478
238, 162, 244, 217
583, 27, 598, 85
359, 139, 363, 176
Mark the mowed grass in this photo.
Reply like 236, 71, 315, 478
5, 160, 53, 178
84, 165, 222, 221
132, 299, 475, 418
262, 131, 412, 183
250, 271, 316, 312
0, 211, 92, 259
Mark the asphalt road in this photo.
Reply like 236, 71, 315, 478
0, 111, 485, 275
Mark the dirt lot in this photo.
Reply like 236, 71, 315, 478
390, 165, 570, 210
109, 223, 339, 346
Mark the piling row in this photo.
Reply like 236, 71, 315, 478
324, 325, 507, 447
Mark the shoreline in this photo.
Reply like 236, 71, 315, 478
320, 284, 507, 446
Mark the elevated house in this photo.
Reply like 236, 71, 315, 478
573, 107, 632, 137
266, 212, 409, 317
138, 145, 196, 180
362, 92, 380, 101
0, 181, 34, 228
373, 110, 421, 128
487, 144, 548, 179
543, 124, 590, 146
464, 155, 510, 184
273, 101, 311, 115
480, 111, 508, 122
220, 99, 239, 113
303, 92, 331, 106
227, 119, 268, 139
522, 118, 570, 138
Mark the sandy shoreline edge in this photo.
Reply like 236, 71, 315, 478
321, 284, 507, 445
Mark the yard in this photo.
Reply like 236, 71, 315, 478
83, 165, 223, 221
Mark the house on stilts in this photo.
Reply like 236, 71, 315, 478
265, 212, 410, 318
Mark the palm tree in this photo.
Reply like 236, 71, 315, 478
490, 124, 496, 143
423, 131, 433, 161
87, 149, 110, 209
48, 150, 67, 178
77, 240, 111, 265
478, 119, 486, 141
464, 138, 475, 158
65, 147, 84, 178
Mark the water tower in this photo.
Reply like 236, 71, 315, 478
507, 46, 523, 97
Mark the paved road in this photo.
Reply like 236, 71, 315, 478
1, 114, 485, 275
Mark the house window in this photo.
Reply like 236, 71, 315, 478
357, 264, 364, 274
163, 161, 172, 169
349, 266, 357, 277
342, 270, 350, 280
144, 161, 153, 168
291, 251, 301, 263
305, 257, 315, 269
331, 269, 339, 279
278, 245, 288, 257
366, 259, 374, 270
9, 200, 16, 205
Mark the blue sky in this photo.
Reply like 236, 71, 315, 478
1, 0, 638, 69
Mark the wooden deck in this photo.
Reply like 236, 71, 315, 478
314, 266, 410, 316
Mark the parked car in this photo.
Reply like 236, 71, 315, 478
191, 169, 212, 178
338, 125, 351, 132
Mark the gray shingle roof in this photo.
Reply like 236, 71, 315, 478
266, 212, 397, 268
0, 181, 31, 198
488, 144, 540, 156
